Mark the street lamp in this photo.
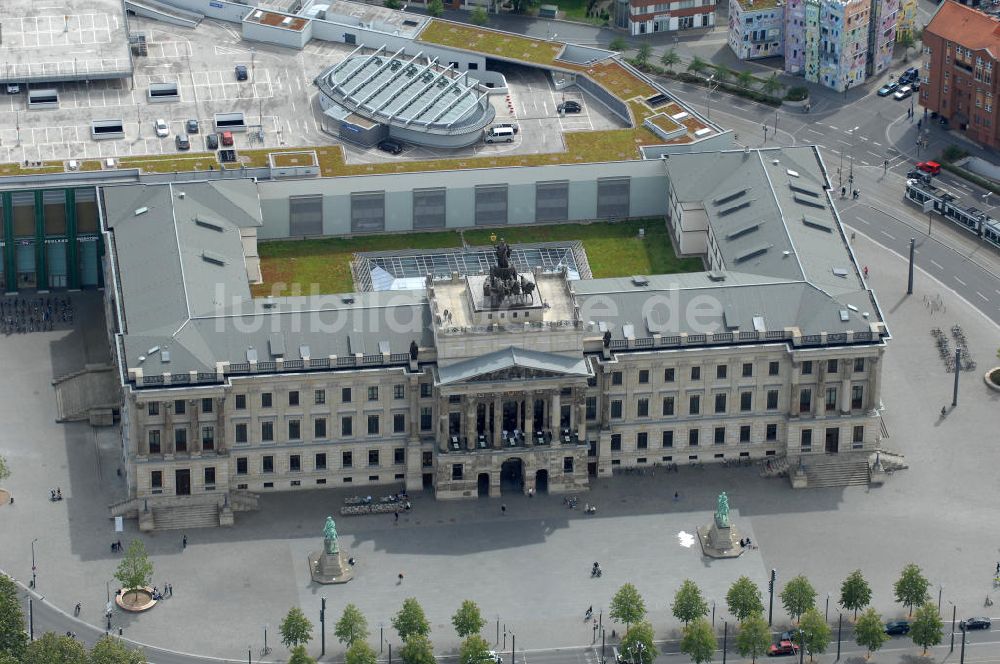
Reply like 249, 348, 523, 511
768, 569, 777, 626
30, 538, 37, 588
848, 126, 859, 189
938, 584, 943, 612
825, 592, 830, 622
706, 75, 719, 121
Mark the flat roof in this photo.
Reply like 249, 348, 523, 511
243, 8, 310, 31
316, 0, 428, 39
0, 0, 132, 83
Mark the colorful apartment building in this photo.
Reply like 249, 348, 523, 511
613, 0, 717, 34
896, 0, 918, 37
921, 1, 1000, 150
728, 0, 785, 60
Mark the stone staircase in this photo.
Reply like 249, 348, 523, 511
53, 364, 119, 423
229, 489, 260, 512
801, 455, 872, 488
759, 455, 790, 478
150, 503, 221, 531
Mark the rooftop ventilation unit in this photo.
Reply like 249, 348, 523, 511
839, 310, 850, 322
707, 271, 727, 281
161, 350, 171, 363
201, 251, 227, 266
195, 216, 224, 232
786, 168, 799, 177
269, 334, 286, 358
847, 304, 859, 312
718, 200, 752, 216
299, 345, 311, 360
712, 188, 748, 206
789, 183, 821, 198
631, 275, 649, 286
752, 316, 766, 332
832, 267, 848, 277
246, 347, 258, 363
134, 207, 148, 216
802, 216, 833, 232
793, 194, 826, 209
378, 340, 391, 354
725, 221, 761, 240
734, 244, 771, 263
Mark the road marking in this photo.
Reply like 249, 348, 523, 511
930, 259, 943, 269
955, 276, 967, 286
806, 127, 822, 135
995, 289, 1000, 296
828, 125, 839, 130
873, 141, 882, 147
868, 151, 882, 159
880, 230, 895, 239
838, 139, 851, 146
976, 291, 989, 302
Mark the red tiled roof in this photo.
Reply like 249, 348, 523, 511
926, 1, 1000, 59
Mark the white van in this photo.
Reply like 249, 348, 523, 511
484, 126, 515, 143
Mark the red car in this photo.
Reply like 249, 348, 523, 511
916, 160, 941, 175
768, 641, 800, 657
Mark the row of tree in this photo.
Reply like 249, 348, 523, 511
605, 563, 945, 663
277, 598, 496, 664
0, 574, 148, 663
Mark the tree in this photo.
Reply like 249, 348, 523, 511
610, 583, 646, 631
279, 607, 313, 649
897, 31, 915, 61
687, 56, 709, 76
780, 575, 817, 623
288, 645, 317, 664
114, 540, 153, 605
470, 7, 488, 25
345, 641, 378, 664
672, 579, 709, 626
713, 64, 732, 82
393, 598, 431, 641
23, 632, 87, 664
735, 70, 755, 89
398, 634, 435, 664
335, 604, 369, 647
0, 455, 10, 484
609, 37, 628, 52
619, 622, 657, 664
660, 49, 681, 72
909, 601, 943, 654
452, 600, 486, 638
854, 608, 889, 658
761, 72, 783, 97
680, 618, 716, 664
735, 615, 770, 663
88, 635, 147, 664
384, 0, 402, 7
459, 635, 492, 664
798, 607, 831, 660
0, 653, 18, 664
635, 44, 652, 67
0, 574, 28, 659
839, 570, 872, 619
427, 0, 444, 16
727, 576, 764, 622
894, 564, 930, 616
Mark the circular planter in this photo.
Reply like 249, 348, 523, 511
0, 488, 9, 507
115, 587, 157, 612
782, 97, 810, 108
984, 367, 1000, 391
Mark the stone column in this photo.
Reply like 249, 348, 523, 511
190, 399, 201, 454
134, 401, 148, 455
408, 375, 421, 441
215, 397, 226, 453
551, 392, 561, 431
576, 399, 587, 445
868, 353, 882, 412
438, 410, 449, 453
524, 391, 534, 435
788, 363, 800, 418
493, 396, 502, 449
840, 378, 851, 414
164, 401, 175, 455
465, 397, 476, 451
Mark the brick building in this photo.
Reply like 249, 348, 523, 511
920, 1, 1000, 150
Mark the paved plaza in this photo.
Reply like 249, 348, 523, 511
1, 226, 999, 661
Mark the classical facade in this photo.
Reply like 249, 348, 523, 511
101, 146, 889, 529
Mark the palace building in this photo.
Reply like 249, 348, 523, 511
100, 146, 889, 530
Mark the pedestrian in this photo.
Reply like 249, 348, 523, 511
117, 539, 122, 552
168, 583, 173, 597
182, 534, 187, 549
918, 119, 922, 130
863, 265, 869, 277
841, 186, 847, 198
398, 572, 404, 584
501, 504, 507, 515
996, 561, 999, 575
673, 491, 680, 502
394, 511, 399, 522
528, 487, 534, 498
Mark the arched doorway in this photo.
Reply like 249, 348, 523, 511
534, 469, 549, 494
477, 473, 490, 497
500, 458, 524, 494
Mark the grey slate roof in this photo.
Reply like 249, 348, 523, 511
437, 347, 591, 385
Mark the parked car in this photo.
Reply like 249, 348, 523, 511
175, 134, 190, 151
900, 67, 920, 84
154, 119, 169, 137
377, 139, 404, 155
557, 100, 582, 113
885, 620, 910, 635
768, 641, 800, 657
917, 160, 942, 175
220, 130, 234, 147
877, 81, 899, 96
960, 617, 991, 631
206, 133, 219, 150
894, 85, 913, 100
186, 119, 199, 134
235, 64, 248, 81
5, 83, 20, 94
906, 169, 932, 183
491, 122, 519, 134
484, 651, 502, 664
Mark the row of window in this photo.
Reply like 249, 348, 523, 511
609, 424, 864, 450
608, 358, 864, 387
451, 456, 575, 480
236, 448, 408, 475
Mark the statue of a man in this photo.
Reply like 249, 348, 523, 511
715, 492, 730, 528
323, 516, 339, 554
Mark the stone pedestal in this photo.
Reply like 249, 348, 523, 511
698, 519, 743, 559
790, 468, 809, 489
309, 547, 354, 585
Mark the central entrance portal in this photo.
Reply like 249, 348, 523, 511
477, 473, 490, 497
500, 458, 524, 494
534, 469, 548, 494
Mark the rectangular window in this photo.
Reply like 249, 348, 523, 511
452, 463, 464, 480
801, 361, 813, 375
662, 396, 675, 416
851, 385, 864, 409
801, 429, 812, 450
852, 425, 864, 443
290, 454, 301, 472
342, 451, 353, 469
262, 455, 274, 473
394, 448, 405, 465
201, 398, 214, 413
351, 191, 386, 232
204, 467, 217, 486
766, 390, 779, 410
422, 451, 433, 468
368, 449, 379, 467
825, 387, 837, 410
742, 362, 753, 378
535, 180, 570, 222
315, 418, 327, 438
611, 434, 622, 451
714, 426, 726, 445
474, 184, 508, 226
586, 397, 597, 420
412, 187, 447, 229
420, 407, 432, 431
740, 391, 752, 412
563, 456, 574, 473
342, 416, 353, 437
637, 398, 649, 417
289, 195, 323, 235
235, 394, 246, 410
202, 426, 215, 450
766, 423, 777, 441
315, 453, 327, 470
664, 368, 675, 382
342, 388, 352, 403
261, 421, 274, 442
689, 395, 700, 415
368, 386, 379, 402
261, 393, 272, 408
315, 389, 326, 405
853, 358, 865, 372
637, 432, 648, 449
237, 457, 248, 475
662, 430, 674, 448
148, 430, 161, 454
420, 383, 432, 398
714, 393, 727, 414
235, 423, 248, 444
367, 415, 379, 436
175, 428, 187, 452
288, 391, 299, 407
740, 425, 751, 443
596, 176, 631, 217
393, 413, 406, 434
610, 400, 623, 419
688, 429, 700, 446
638, 369, 650, 384
768, 361, 779, 376
151, 471, 162, 490
174, 400, 186, 415
612, 371, 623, 386
716, 365, 728, 380
394, 384, 405, 400
147, 402, 159, 416
691, 366, 701, 380
288, 420, 301, 440
799, 389, 812, 413
827, 359, 838, 373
